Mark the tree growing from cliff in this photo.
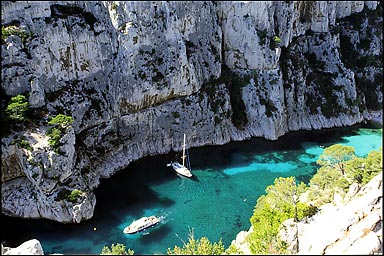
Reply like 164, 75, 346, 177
247, 177, 316, 254
67, 189, 84, 203
48, 113, 73, 128
345, 147, 382, 185
167, 229, 225, 255
4, 94, 29, 123
46, 114, 73, 153
100, 243, 134, 255
316, 144, 356, 175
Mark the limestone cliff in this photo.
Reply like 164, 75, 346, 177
1, 1, 382, 222
230, 171, 383, 255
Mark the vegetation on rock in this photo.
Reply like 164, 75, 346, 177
46, 114, 73, 153
100, 243, 134, 255
316, 144, 355, 175
4, 94, 29, 122
166, 229, 225, 255
1, 25, 32, 44
246, 176, 317, 254
100, 144, 382, 255
67, 189, 84, 203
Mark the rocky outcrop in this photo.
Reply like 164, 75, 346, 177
230, 171, 383, 255
1, 127, 96, 223
1, 1, 382, 222
279, 171, 383, 255
2, 239, 44, 255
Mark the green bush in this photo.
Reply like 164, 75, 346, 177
46, 127, 62, 153
316, 144, 356, 174
67, 189, 83, 203
2, 25, 32, 44
247, 177, 315, 254
46, 114, 73, 153
18, 139, 33, 151
167, 230, 225, 255
347, 148, 382, 185
101, 243, 134, 255
4, 94, 29, 122
48, 114, 73, 128
296, 202, 318, 220
273, 35, 282, 43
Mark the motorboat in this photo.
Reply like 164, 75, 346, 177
123, 215, 160, 234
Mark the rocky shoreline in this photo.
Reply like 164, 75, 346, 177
230, 171, 383, 255
4, 171, 382, 255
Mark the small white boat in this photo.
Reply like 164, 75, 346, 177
168, 161, 193, 178
167, 134, 193, 178
123, 216, 160, 234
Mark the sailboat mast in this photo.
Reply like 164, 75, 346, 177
182, 133, 186, 167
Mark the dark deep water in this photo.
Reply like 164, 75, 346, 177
1, 122, 382, 255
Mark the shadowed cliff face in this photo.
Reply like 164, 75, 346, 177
1, 1, 382, 222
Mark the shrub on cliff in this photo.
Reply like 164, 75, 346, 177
4, 94, 29, 123
67, 189, 84, 203
167, 229, 225, 255
345, 147, 382, 185
307, 145, 382, 205
1, 25, 32, 44
316, 144, 356, 175
46, 114, 73, 153
100, 243, 134, 255
48, 114, 73, 128
247, 177, 316, 254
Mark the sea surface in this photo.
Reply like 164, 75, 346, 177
1, 123, 382, 255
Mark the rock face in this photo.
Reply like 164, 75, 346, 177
2, 239, 44, 255
1, 1, 382, 222
231, 172, 383, 255
278, 171, 383, 255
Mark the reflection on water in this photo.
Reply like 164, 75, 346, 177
1, 123, 382, 255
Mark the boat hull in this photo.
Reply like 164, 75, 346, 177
123, 222, 159, 234
171, 162, 192, 178
123, 216, 160, 234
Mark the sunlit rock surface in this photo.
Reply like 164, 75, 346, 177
232, 171, 383, 255
1, 1, 382, 222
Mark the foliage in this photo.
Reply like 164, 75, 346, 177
4, 94, 29, 123
257, 29, 268, 45
307, 165, 351, 205
67, 189, 84, 203
2, 25, 32, 44
224, 244, 243, 255
100, 243, 134, 255
167, 230, 225, 255
46, 114, 73, 153
308, 145, 382, 205
316, 144, 355, 174
345, 148, 382, 185
296, 202, 318, 220
273, 35, 282, 43
46, 127, 62, 153
247, 177, 316, 254
110, 2, 117, 11
18, 139, 33, 151
48, 114, 73, 128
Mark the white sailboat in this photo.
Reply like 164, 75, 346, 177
167, 133, 193, 178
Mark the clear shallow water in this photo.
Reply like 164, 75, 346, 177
2, 123, 382, 255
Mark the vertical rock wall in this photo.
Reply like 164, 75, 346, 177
1, 1, 382, 222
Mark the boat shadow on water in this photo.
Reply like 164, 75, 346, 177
176, 173, 200, 182
138, 224, 172, 243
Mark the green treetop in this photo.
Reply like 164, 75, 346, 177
316, 144, 355, 174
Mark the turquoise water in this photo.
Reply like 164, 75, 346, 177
1, 124, 382, 255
